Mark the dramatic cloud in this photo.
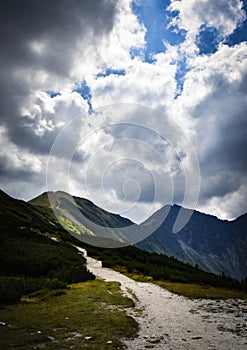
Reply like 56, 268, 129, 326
181, 42, 247, 219
168, 0, 245, 36
0, 0, 246, 222
0, 0, 119, 197
89, 49, 178, 110
0, 0, 118, 150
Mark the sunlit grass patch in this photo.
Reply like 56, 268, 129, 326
155, 280, 247, 299
0, 280, 137, 350
113, 267, 247, 299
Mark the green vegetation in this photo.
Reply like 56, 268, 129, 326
1, 226, 94, 281
0, 225, 95, 304
155, 280, 247, 299
29, 190, 134, 243
0, 276, 67, 304
0, 190, 138, 348
58, 215, 94, 235
0, 190, 96, 304
83, 244, 247, 299
115, 269, 247, 299
47, 225, 247, 298
21, 189, 247, 297
1, 188, 246, 304
0, 280, 137, 350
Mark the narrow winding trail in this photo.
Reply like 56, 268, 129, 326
77, 248, 247, 350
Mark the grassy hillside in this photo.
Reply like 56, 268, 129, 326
29, 191, 247, 281
0, 190, 138, 348
29, 191, 134, 244
0, 190, 95, 304
49, 228, 247, 298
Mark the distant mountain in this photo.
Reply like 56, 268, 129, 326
30, 190, 132, 228
29, 191, 137, 247
29, 191, 247, 280
137, 205, 247, 280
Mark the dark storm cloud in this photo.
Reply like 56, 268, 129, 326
0, 154, 36, 181
193, 69, 247, 205
0, 0, 116, 72
0, 0, 118, 153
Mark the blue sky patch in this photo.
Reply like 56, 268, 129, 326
196, 25, 220, 55
132, 0, 185, 61
130, 47, 146, 60
97, 68, 126, 78
47, 91, 61, 98
175, 57, 189, 97
74, 81, 93, 113
226, 1, 247, 47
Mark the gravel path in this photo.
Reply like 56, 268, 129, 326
77, 247, 247, 349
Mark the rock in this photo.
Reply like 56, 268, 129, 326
47, 335, 55, 341
85, 336, 93, 341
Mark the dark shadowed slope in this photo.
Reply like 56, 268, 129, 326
137, 205, 247, 280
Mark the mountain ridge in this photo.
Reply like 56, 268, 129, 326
137, 204, 247, 280
1, 189, 246, 280
30, 190, 247, 280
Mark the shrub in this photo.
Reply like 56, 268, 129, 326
0, 277, 24, 304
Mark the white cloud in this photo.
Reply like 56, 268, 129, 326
168, 0, 246, 58
71, 0, 146, 80
0, 126, 43, 173
19, 90, 89, 141
168, 0, 246, 37
171, 41, 247, 219
0, 126, 48, 201
89, 51, 178, 110
197, 183, 247, 220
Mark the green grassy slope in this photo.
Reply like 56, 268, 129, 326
0, 192, 138, 348
0, 190, 94, 304
29, 191, 135, 244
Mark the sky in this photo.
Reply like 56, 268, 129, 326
0, 0, 247, 224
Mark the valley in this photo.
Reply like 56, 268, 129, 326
29, 190, 247, 280
79, 248, 247, 349
1, 1, 247, 349
1, 189, 247, 349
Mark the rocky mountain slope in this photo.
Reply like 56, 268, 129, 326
137, 205, 247, 280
